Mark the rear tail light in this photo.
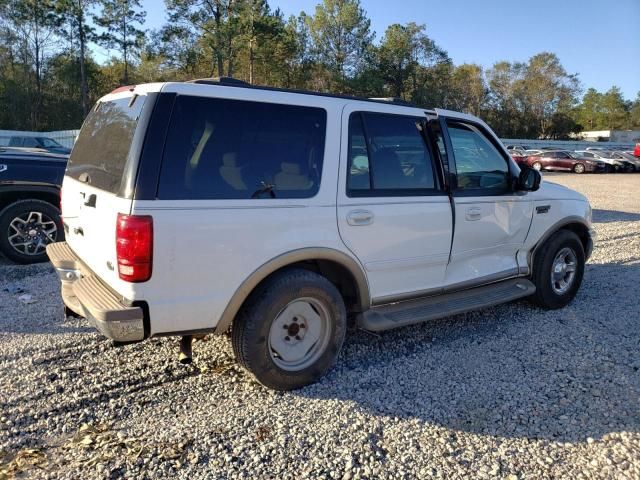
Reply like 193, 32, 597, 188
116, 214, 153, 282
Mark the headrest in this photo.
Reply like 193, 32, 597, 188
281, 162, 301, 174
222, 153, 237, 167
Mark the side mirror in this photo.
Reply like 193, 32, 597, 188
517, 165, 541, 192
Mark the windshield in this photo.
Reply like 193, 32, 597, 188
66, 95, 146, 193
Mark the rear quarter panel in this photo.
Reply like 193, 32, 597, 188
131, 201, 351, 335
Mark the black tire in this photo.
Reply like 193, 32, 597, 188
573, 163, 585, 174
232, 268, 347, 390
530, 230, 585, 309
0, 199, 63, 264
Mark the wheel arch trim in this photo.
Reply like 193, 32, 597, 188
529, 216, 592, 270
215, 247, 371, 333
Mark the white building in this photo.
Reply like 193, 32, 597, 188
578, 130, 640, 143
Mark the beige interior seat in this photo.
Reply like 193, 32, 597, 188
274, 162, 313, 190
219, 153, 246, 190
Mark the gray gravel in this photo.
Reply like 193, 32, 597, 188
1, 173, 639, 479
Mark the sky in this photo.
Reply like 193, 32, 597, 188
106, 0, 640, 100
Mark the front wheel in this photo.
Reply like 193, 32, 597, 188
232, 268, 347, 390
532, 162, 542, 171
0, 199, 63, 264
530, 230, 585, 309
573, 163, 585, 174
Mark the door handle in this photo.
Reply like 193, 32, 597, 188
465, 207, 482, 221
347, 209, 374, 226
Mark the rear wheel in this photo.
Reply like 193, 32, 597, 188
530, 230, 585, 309
532, 161, 542, 171
573, 163, 585, 174
232, 268, 347, 390
0, 200, 63, 264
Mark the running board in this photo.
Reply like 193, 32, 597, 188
359, 278, 536, 332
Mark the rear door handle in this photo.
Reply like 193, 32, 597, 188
465, 207, 482, 221
347, 209, 374, 226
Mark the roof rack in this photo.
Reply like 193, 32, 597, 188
369, 97, 415, 107
188, 77, 250, 86
183, 77, 424, 108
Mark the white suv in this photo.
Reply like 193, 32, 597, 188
48, 78, 595, 390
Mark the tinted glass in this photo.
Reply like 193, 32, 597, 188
158, 96, 326, 200
39, 137, 62, 148
22, 137, 39, 147
66, 95, 146, 193
347, 112, 436, 196
347, 114, 370, 191
447, 121, 509, 194
428, 119, 448, 172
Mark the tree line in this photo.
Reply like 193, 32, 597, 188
1, 0, 639, 138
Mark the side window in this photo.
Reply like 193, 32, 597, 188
428, 119, 448, 172
446, 121, 510, 195
347, 114, 371, 191
22, 137, 39, 148
347, 112, 437, 196
158, 96, 326, 200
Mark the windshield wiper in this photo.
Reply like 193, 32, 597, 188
251, 181, 276, 199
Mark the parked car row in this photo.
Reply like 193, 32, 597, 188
509, 146, 640, 173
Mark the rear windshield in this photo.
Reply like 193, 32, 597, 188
66, 95, 146, 193
157, 95, 327, 200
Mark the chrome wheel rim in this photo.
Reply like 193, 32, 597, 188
7, 211, 58, 256
550, 247, 577, 295
268, 297, 331, 371
532, 162, 542, 171
574, 164, 585, 173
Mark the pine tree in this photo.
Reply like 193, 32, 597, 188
56, 0, 96, 115
94, 0, 145, 84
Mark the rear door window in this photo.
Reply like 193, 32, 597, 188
66, 95, 146, 193
346, 112, 437, 197
157, 96, 327, 200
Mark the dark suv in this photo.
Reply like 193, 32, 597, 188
0, 148, 67, 263
3, 136, 72, 155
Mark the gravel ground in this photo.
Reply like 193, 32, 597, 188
1, 173, 639, 479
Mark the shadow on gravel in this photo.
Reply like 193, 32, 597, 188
297, 262, 640, 444
592, 208, 640, 223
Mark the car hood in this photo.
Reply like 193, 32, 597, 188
529, 179, 588, 203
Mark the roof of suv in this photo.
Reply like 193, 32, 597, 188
101, 78, 482, 125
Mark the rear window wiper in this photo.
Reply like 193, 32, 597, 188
251, 182, 276, 199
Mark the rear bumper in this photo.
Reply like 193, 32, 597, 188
46, 242, 145, 342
